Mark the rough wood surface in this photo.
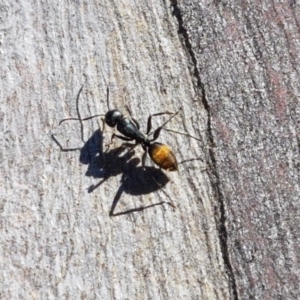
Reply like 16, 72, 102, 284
174, 1, 300, 299
1, 0, 299, 299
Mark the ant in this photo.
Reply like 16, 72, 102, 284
59, 86, 182, 172
53, 86, 204, 215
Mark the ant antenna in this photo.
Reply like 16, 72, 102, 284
147, 108, 182, 138
59, 85, 84, 125
58, 85, 85, 142
163, 128, 202, 142
158, 108, 181, 130
148, 107, 203, 143
59, 86, 107, 125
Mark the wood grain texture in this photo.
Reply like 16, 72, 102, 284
1, 0, 299, 299
173, 0, 300, 299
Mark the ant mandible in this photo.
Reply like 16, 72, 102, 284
59, 86, 181, 171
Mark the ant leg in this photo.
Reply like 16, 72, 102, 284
111, 143, 132, 158
146, 111, 174, 135
141, 148, 147, 169
111, 133, 133, 143
105, 133, 133, 152
149, 108, 182, 141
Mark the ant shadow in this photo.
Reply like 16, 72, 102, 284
52, 128, 173, 217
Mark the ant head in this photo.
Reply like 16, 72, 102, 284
105, 110, 123, 127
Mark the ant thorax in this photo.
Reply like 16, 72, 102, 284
116, 117, 147, 143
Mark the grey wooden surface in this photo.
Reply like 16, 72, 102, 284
1, 0, 299, 299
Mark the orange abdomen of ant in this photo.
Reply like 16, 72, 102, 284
148, 142, 178, 171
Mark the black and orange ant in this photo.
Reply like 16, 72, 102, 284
58, 86, 182, 172
52, 86, 203, 215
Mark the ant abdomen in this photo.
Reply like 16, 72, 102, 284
148, 142, 178, 171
